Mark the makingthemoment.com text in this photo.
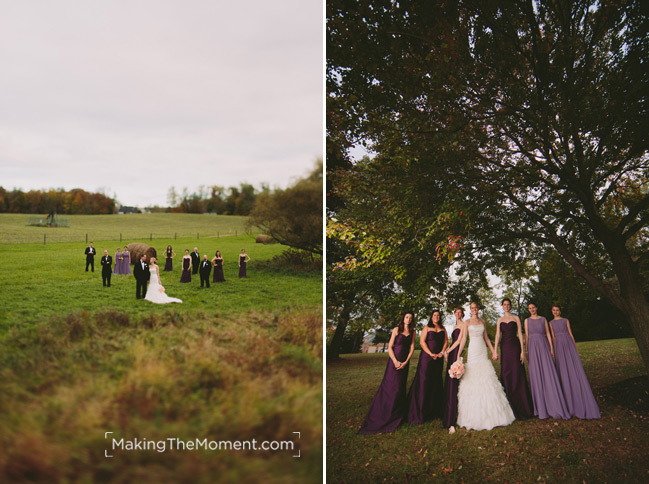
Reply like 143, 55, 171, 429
110, 437, 295, 453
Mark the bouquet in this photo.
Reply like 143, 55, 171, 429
159, 286, 166, 293
448, 357, 465, 379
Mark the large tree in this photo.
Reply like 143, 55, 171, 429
327, 1, 649, 371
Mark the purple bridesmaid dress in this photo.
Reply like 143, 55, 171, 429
180, 257, 191, 283
122, 251, 131, 275
359, 333, 413, 434
164, 250, 173, 271
213, 259, 226, 282
550, 319, 601, 419
443, 328, 461, 428
527, 317, 570, 419
499, 321, 533, 419
239, 256, 247, 278
114, 251, 123, 275
406, 329, 445, 424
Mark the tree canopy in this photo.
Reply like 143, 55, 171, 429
327, 0, 649, 370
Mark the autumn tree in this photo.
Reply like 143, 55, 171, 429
328, 1, 649, 372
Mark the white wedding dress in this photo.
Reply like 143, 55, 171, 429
456, 323, 515, 430
144, 266, 182, 304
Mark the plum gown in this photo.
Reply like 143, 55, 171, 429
213, 258, 226, 282
114, 251, 123, 275
527, 317, 570, 419
164, 250, 173, 271
406, 329, 446, 424
499, 321, 533, 419
239, 256, 247, 278
443, 327, 461, 428
180, 257, 192, 283
550, 318, 600, 419
359, 333, 413, 434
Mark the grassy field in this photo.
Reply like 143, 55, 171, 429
0, 213, 250, 244
327, 339, 649, 484
0, 214, 323, 483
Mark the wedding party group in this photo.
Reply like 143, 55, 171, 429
84, 242, 252, 305
359, 299, 600, 435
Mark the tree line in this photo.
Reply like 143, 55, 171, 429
0, 187, 115, 215
165, 183, 264, 215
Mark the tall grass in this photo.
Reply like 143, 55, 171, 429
0, 309, 322, 483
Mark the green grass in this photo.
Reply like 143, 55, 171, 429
0, 214, 323, 483
0, 236, 321, 331
327, 339, 649, 484
0, 213, 250, 244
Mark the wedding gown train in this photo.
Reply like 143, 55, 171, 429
456, 323, 515, 430
145, 266, 182, 304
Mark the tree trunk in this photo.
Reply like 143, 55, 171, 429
327, 301, 351, 361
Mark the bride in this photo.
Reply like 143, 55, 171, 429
456, 302, 514, 430
145, 257, 182, 304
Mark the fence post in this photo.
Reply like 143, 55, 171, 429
235, 230, 237, 236
197, 232, 199, 240
120, 233, 122, 242
218, 232, 219, 238
86, 233, 88, 243
175, 232, 177, 240
150, 233, 153, 241
44, 234, 46, 245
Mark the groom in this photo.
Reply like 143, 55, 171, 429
134, 254, 150, 299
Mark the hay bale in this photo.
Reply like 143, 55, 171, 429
255, 234, 276, 244
125, 242, 157, 264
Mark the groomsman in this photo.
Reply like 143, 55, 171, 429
199, 254, 212, 288
191, 247, 200, 275
133, 254, 150, 299
85, 242, 96, 272
100, 250, 113, 287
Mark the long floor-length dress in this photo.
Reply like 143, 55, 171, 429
164, 250, 173, 271
213, 259, 226, 282
359, 333, 413, 434
443, 327, 462, 428
407, 329, 446, 424
114, 251, 123, 275
527, 317, 570, 419
144, 266, 182, 304
180, 257, 192, 283
456, 324, 515, 430
122, 251, 131, 275
550, 318, 601, 419
239, 256, 247, 278
499, 321, 534, 419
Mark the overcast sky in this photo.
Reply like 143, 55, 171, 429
0, 1, 322, 207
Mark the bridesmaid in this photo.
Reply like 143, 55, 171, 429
164, 245, 176, 271
239, 249, 250, 278
114, 247, 123, 275
549, 305, 601, 419
180, 249, 192, 283
211, 250, 226, 282
525, 302, 570, 419
359, 312, 416, 434
122, 246, 131, 275
407, 310, 448, 424
443, 307, 467, 433
493, 298, 533, 419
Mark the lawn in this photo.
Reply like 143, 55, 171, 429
0, 214, 323, 483
327, 338, 649, 484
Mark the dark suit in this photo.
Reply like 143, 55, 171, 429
133, 260, 150, 299
101, 255, 113, 287
191, 251, 200, 274
85, 246, 96, 272
199, 260, 212, 288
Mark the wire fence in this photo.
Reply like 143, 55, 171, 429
0, 230, 253, 245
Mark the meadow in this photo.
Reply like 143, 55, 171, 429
327, 339, 649, 484
0, 214, 323, 483
0, 213, 250, 244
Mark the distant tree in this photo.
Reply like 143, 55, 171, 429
248, 160, 323, 255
